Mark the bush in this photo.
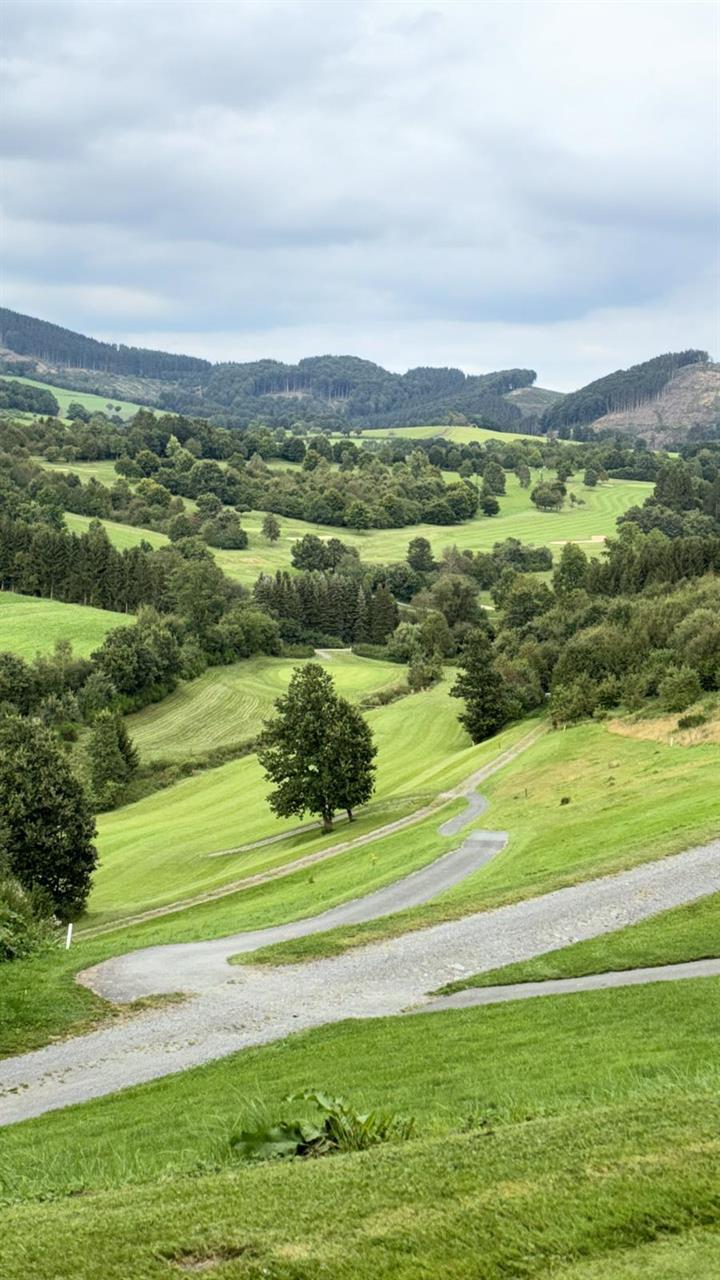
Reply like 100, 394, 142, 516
658, 665, 702, 713
279, 642, 315, 659
229, 1091, 415, 1162
352, 643, 391, 661
0, 871, 54, 963
677, 711, 708, 730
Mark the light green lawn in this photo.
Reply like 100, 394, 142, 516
439, 892, 720, 994
1, 980, 718, 1279
89, 677, 492, 922
0, 590, 132, 659
126, 651, 405, 761
9, 375, 145, 419
216, 475, 651, 586
36, 457, 123, 486
63, 511, 169, 549
245, 720, 720, 966
344, 422, 539, 443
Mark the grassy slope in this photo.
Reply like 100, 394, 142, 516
36, 457, 123, 486
0, 590, 131, 659
439, 892, 720, 994
350, 422, 539, 443
89, 678, 489, 922
63, 510, 169, 549
1, 980, 718, 1278
126, 651, 404, 761
9, 375, 145, 418
216, 475, 651, 586
244, 721, 720, 965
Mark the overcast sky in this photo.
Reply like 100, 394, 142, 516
2, 0, 718, 388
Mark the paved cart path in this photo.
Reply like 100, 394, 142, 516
1, 838, 717, 1127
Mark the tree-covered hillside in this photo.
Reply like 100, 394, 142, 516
542, 350, 709, 435
0, 308, 210, 379
0, 308, 535, 432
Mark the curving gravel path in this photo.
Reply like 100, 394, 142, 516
422, 957, 720, 1013
1, 838, 718, 1128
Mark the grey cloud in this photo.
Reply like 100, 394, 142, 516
1, 0, 717, 382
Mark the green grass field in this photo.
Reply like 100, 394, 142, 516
47, 474, 652, 588
63, 511, 169, 549
439, 892, 720, 994
0, 590, 132, 659
9, 375, 145, 419
215, 475, 652, 586
244, 720, 720, 966
126, 651, 404, 761
89, 677, 491, 923
36, 457, 123, 486
2, 978, 718, 1278
343, 422, 539, 443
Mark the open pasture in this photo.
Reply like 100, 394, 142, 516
126, 650, 404, 761
63, 511, 169, 550
0, 591, 131, 659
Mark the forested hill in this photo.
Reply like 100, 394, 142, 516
541, 350, 714, 439
0, 308, 210, 378
0, 307, 538, 432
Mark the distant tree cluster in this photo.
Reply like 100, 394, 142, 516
0, 377, 59, 416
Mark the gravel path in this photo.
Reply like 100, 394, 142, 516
1, 838, 717, 1127
422, 957, 720, 1012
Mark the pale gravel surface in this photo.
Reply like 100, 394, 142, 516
1, 838, 717, 1127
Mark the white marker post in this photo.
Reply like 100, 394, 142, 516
65, 923, 73, 950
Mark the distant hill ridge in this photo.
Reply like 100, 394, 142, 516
1, 307, 716, 442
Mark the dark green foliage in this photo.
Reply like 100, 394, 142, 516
450, 631, 509, 742
407, 536, 435, 572
257, 664, 376, 831
542, 350, 708, 432
87, 710, 139, 808
0, 715, 97, 920
530, 481, 565, 511
262, 512, 280, 542
0, 377, 59, 416
0, 307, 209, 378
658, 666, 702, 713
553, 542, 589, 595
367, 584, 399, 644
408, 651, 443, 691
230, 1091, 415, 1162
0, 870, 54, 963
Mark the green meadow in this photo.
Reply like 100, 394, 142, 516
0, 590, 132, 659
63, 510, 170, 549
9, 375, 147, 419
126, 650, 404, 761
344, 421, 539, 443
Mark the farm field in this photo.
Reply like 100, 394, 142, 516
440, 891, 720, 994
36, 457, 123, 486
1, 976, 718, 1279
126, 650, 404, 761
8, 375, 146, 419
215, 475, 652, 585
0, 590, 131, 659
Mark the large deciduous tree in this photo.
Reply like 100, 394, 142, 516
0, 715, 97, 920
257, 664, 376, 831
